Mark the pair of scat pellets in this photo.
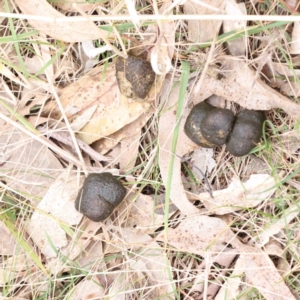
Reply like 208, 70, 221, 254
75, 101, 265, 222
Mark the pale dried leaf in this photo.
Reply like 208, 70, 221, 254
54, 0, 96, 12
75, 238, 104, 269
24, 56, 44, 74
93, 109, 154, 154
0, 62, 28, 88
223, 0, 247, 56
77, 42, 99, 74
47, 220, 103, 274
0, 78, 17, 105
118, 131, 141, 171
26, 173, 83, 258
18, 78, 61, 115
0, 221, 17, 255
198, 174, 277, 215
104, 226, 153, 254
158, 80, 199, 215
108, 272, 129, 300
183, 0, 226, 43
291, 22, 300, 54
266, 61, 300, 97
276, 131, 300, 158
242, 156, 270, 178
214, 255, 245, 300
159, 215, 295, 299
150, 0, 174, 75
65, 276, 105, 300
156, 215, 235, 255
190, 248, 237, 295
0, 253, 33, 285
118, 193, 166, 235
15, 0, 113, 43
0, 126, 63, 202
264, 240, 291, 275
253, 204, 299, 247
46, 65, 151, 144
199, 57, 300, 118
192, 148, 216, 182
130, 241, 174, 299
106, 228, 174, 299
234, 243, 296, 300
70, 105, 98, 132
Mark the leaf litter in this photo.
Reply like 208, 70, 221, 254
2, 0, 300, 298
26, 172, 83, 258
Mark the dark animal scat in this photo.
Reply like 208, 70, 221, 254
200, 108, 235, 146
226, 110, 265, 157
75, 173, 126, 222
115, 55, 155, 100
184, 101, 217, 148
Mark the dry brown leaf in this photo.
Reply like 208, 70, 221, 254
266, 61, 300, 97
26, 173, 83, 258
198, 174, 277, 215
277, 131, 300, 158
118, 193, 166, 235
158, 80, 199, 215
0, 221, 17, 255
18, 78, 62, 116
253, 204, 299, 247
199, 57, 300, 118
15, 0, 113, 43
104, 226, 153, 254
108, 272, 129, 300
64, 276, 105, 300
118, 131, 141, 171
183, 0, 226, 43
214, 256, 245, 300
223, 0, 247, 56
75, 238, 104, 269
46, 64, 151, 144
0, 62, 28, 88
157, 215, 295, 299
189, 248, 237, 295
106, 227, 173, 299
93, 109, 154, 154
46, 219, 103, 275
233, 243, 296, 300
0, 125, 63, 202
156, 215, 235, 255
129, 241, 174, 299
264, 239, 291, 276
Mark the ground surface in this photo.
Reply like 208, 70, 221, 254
0, 1, 300, 299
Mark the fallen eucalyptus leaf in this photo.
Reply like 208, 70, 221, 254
199, 57, 300, 118
198, 174, 277, 215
